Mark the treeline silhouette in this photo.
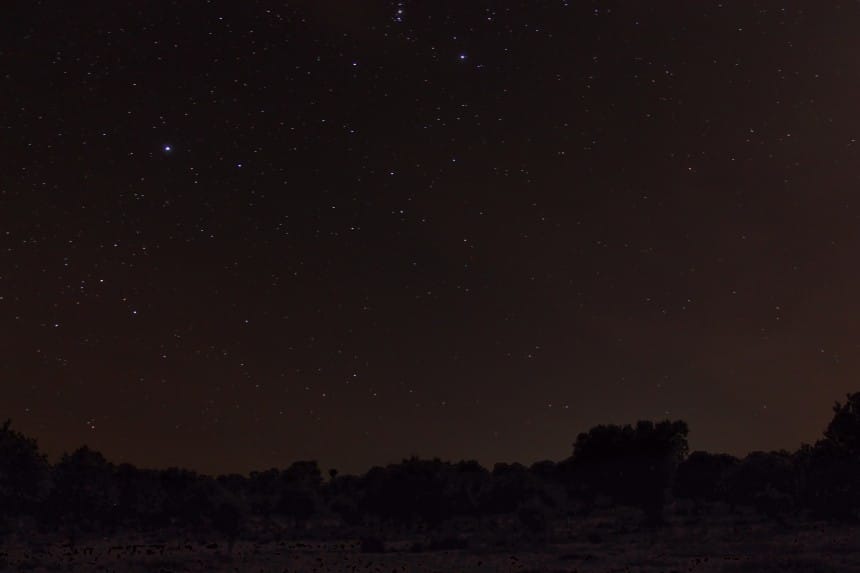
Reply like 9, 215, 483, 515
2, 393, 860, 547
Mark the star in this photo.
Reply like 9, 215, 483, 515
163, 144, 172, 152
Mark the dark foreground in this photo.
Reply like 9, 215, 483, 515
1, 511, 856, 573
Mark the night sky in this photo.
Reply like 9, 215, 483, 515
3, 1, 860, 476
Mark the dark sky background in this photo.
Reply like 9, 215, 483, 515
2, 1, 860, 476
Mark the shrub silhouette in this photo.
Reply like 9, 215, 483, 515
721, 451, 797, 518
245, 468, 281, 523
479, 462, 534, 514
282, 460, 323, 489
568, 420, 689, 524
673, 451, 739, 508
361, 458, 454, 527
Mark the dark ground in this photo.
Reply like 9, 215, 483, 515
2, 507, 855, 572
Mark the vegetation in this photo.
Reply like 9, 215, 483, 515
1, 393, 859, 547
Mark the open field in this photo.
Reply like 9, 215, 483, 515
2, 513, 856, 573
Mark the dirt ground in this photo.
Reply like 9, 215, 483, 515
1, 513, 856, 572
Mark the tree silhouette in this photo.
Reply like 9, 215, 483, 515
824, 392, 860, 454
361, 458, 453, 528
799, 440, 860, 521
569, 420, 689, 524
47, 446, 118, 544
245, 468, 280, 523
5, 392, 860, 544
0, 420, 50, 543
0, 420, 50, 518
327, 474, 364, 526
282, 460, 323, 489
446, 460, 490, 517
479, 462, 532, 515
276, 461, 323, 528
797, 393, 860, 521
115, 463, 168, 530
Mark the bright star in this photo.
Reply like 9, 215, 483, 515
163, 145, 172, 152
